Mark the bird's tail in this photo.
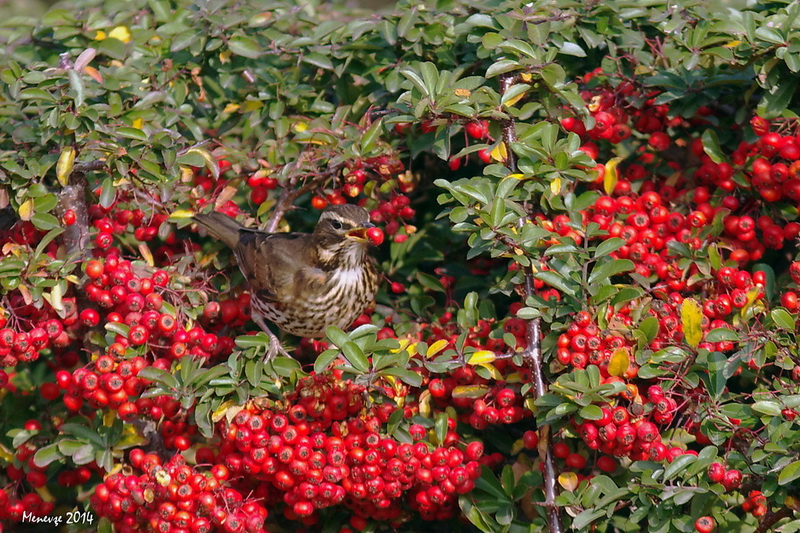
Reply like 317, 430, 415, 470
193, 212, 243, 249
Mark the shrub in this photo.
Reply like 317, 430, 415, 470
1, 0, 800, 531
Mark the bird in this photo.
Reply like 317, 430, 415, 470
193, 204, 380, 360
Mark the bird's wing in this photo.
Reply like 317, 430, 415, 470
235, 232, 311, 304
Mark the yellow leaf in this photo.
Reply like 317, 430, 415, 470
35, 486, 56, 503
604, 157, 622, 195
103, 410, 117, 427
186, 147, 220, 180
558, 472, 579, 491
786, 495, 800, 511
507, 173, 526, 180
49, 283, 64, 313
132, 118, 144, 129
477, 363, 503, 380
108, 26, 132, 43
504, 86, 527, 108
18, 198, 33, 221
426, 339, 448, 358
0, 443, 14, 463
94, 30, 107, 40
211, 400, 237, 423
681, 298, 703, 348
520, 72, 532, 82
454, 88, 471, 98
139, 243, 154, 267
505, 371, 523, 383
451, 385, 490, 399
418, 390, 432, 418
467, 350, 496, 365
180, 166, 195, 182
219, 50, 232, 63
724, 40, 742, 48
634, 65, 651, 75
293, 121, 309, 133
739, 286, 762, 318
608, 348, 630, 377
223, 103, 240, 113
490, 142, 508, 163
57, 146, 76, 186
406, 341, 418, 357
243, 100, 263, 112
550, 177, 561, 195
169, 209, 196, 220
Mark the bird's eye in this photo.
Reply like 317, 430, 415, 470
331, 220, 343, 230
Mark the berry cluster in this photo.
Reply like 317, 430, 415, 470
1, 436, 56, 521
90, 451, 268, 533
82, 258, 235, 362
215, 373, 484, 527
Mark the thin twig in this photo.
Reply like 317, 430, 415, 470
500, 73, 563, 533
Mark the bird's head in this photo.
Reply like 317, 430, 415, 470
313, 204, 375, 254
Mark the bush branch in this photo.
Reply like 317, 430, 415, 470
500, 73, 563, 533
55, 160, 105, 260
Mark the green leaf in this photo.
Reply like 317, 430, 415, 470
138, 367, 180, 389
116, 127, 149, 142
559, 42, 586, 57
771, 308, 796, 330
228, 35, 261, 59
663, 453, 696, 481
701, 130, 726, 163
705, 328, 738, 342
579, 404, 603, 420
751, 401, 782, 416
325, 327, 351, 348
303, 52, 334, 70
588, 259, 635, 285
706, 351, 727, 400
342, 341, 369, 373
31, 212, 60, 231
534, 270, 576, 297
594, 238, 626, 259
778, 460, 800, 486
33, 443, 63, 467
758, 77, 798, 118
379, 367, 422, 387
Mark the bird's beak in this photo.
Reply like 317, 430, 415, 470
346, 222, 374, 242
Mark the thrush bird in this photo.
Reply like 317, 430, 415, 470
193, 205, 380, 360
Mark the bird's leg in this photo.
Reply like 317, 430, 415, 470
252, 313, 293, 361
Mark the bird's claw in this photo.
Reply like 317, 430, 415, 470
253, 313, 293, 362
266, 333, 293, 362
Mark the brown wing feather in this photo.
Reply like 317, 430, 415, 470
234, 232, 314, 304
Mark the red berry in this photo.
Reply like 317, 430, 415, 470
695, 516, 715, 533
366, 227, 384, 246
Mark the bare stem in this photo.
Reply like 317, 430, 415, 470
55, 160, 105, 260
500, 73, 563, 532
